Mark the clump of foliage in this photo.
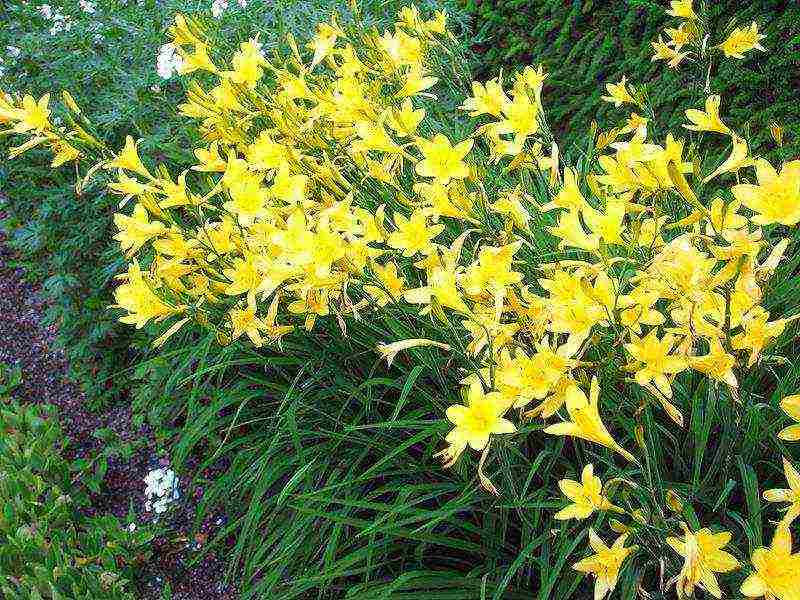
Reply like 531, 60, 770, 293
0, 365, 153, 599
464, 0, 799, 156
3, 1, 800, 599
0, 0, 467, 409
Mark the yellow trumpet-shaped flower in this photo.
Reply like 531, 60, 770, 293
308, 19, 342, 68
414, 133, 473, 184
573, 529, 637, 600
229, 38, 267, 88
624, 330, 687, 399
666, 0, 696, 19
541, 166, 588, 212
107, 135, 153, 179
397, 66, 438, 98
779, 395, 800, 442
684, 95, 730, 135
688, 338, 738, 388
732, 307, 799, 367
14, 94, 51, 134
544, 377, 634, 462
740, 525, 800, 599
460, 78, 509, 118
731, 159, 800, 226
387, 98, 426, 136
404, 264, 470, 315
113, 203, 166, 257
601, 75, 635, 107
228, 292, 267, 348
763, 457, 800, 526
387, 209, 445, 257
554, 464, 622, 520
113, 261, 177, 329
439, 380, 515, 467
665, 22, 691, 49
719, 22, 766, 59
703, 134, 750, 183
652, 36, 691, 68
667, 525, 740, 599
495, 90, 539, 144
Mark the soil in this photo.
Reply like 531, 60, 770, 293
0, 223, 238, 600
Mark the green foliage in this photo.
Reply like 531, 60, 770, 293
0, 379, 153, 599
0, 0, 470, 411
465, 0, 799, 156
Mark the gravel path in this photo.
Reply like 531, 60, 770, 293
0, 224, 237, 600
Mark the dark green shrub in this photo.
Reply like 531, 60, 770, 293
465, 0, 799, 155
0, 384, 153, 599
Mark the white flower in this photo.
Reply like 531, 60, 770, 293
237, 0, 247, 7
39, 3, 53, 19
6, 46, 21, 59
211, 0, 228, 18
143, 467, 180, 515
156, 43, 183, 79
78, 0, 96, 14
127, 522, 137, 532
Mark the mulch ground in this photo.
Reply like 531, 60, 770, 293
0, 224, 238, 600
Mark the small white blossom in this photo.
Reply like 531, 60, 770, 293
143, 467, 180, 514
6, 46, 21, 59
211, 0, 228, 18
39, 3, 53, 18
156, 43, 183, 79
78, 0, 96, 14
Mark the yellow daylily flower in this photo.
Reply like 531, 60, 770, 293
544, 377, 634, 462
684, 95, 730, 135
438, 380, 515, 467
740, 525, 800, 599
667, 525, 740, 599
731, 159, 800, 226
573, 529, 637, 600
763, 457, 800, 526
414, 133, 473, 184
779, 395, 800, 441
624, 330, 687, 399
719, 22, 766, 59
601, 75, 635, 107
666, 0, 696, 19
554, 464, 623, 520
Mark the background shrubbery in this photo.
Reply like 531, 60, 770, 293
465, 0, 799, 156
0, 365, 153, 599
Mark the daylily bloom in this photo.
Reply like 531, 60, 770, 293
667, 525, 740, 599
779, 395, 800, 441
740, 525, 800, 599
544, 377, 635, 462
573, 529, 637, 600
554, 464, 622, 520
763, 457, 800, 526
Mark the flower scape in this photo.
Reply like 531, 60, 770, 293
1, 1, 799, 597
